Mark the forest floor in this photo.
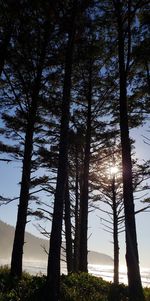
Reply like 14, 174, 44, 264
0, 266, 150, 301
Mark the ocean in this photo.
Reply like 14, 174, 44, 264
0, 259, 150, 287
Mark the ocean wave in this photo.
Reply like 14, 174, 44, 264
0, 259, 150, 287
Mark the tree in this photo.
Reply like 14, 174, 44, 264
90, 142, 123, 285
71, 15, 110, 272
64, 175, 73, 273
45, 2, 78, 300
78, 62, 92, 272
0, 1, 57, 278
112, 1, 146, 300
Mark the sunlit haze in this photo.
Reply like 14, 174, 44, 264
109, 166, 119, 175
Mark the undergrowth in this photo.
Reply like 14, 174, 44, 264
0, 266, 149, 301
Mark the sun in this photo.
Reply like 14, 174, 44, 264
109, 166, 119, 175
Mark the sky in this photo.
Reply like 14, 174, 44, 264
0, 122, 150, 269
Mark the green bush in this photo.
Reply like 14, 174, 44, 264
0, 266, 149, 301
0, 266, 46, 301
144, 287, 150, 301
60, 272, 110, 301
107, 283, 128, 301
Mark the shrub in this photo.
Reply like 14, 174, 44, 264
144, 287, 150, 301
0, 266, 46, 301
0, 266, 149, 301
60, 272, 110, 301
107, 283, 128, 301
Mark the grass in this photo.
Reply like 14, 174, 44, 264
0, 265, 150, 301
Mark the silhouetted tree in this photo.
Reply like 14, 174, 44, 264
112, 1, 146, 300
64, 176, 73, 273
46, 2, 78, 300
1, 2, 57, 277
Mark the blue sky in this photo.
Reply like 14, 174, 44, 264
0, 122, 150, 268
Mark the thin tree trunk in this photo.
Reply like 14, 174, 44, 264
74, 146, 80, 272
64, 177, 73, 273
115, 1, 145, 300
10, 97, 38, 277
79, 68, 92, 272
46, 8, 76, 300
112, 175, 119, 285
10, 20, 51, 278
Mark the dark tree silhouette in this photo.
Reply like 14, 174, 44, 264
46, 3, 77, 300
64, 176, 73, 273
79, 66, 92, 272
113, 1, 145, 300
10, 3, 55, 277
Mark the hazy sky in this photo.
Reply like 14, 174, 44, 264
0, 122, 150, 268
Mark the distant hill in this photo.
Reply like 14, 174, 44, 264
0, 220, 49, 261
0, 220, 113, 265
88, 251, 113, 265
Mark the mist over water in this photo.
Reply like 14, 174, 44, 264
1, 259, 150, 287
88, 264, 150, 288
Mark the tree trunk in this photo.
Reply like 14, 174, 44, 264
10, 97, 38, 277
79, 68, 92, 272
73, 146, 80, 272
46, 10, 76, 301
64, 177, 73, 273
112, 176, 119, 285
10, 19, 51, 277
115, 1, 145, 300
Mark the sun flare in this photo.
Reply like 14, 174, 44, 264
109, 166, 119, 175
